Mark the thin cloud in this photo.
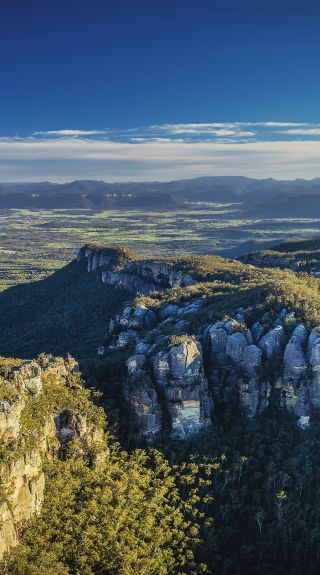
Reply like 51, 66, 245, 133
279, 128, 320, 136
33, 129, 107, 137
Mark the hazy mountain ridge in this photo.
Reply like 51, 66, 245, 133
0, 176, 320, 209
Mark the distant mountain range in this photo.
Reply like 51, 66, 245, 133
0, 176, 320, 211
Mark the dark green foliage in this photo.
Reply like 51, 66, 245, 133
1, 448, 205, 575
162, 409, 320, 575
136, 256, 320, 329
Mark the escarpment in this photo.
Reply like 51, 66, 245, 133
239, 237, 320, 277
80, 244, 320, 442
77, 245, 195, 295
0, 355, 105, 558
104, 301, 320, 440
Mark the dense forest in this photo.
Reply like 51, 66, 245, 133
3, 404, 320, 574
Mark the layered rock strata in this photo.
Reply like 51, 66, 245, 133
77, 246, 195, 295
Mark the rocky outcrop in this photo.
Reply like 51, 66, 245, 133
77, 246, 195, 295
152, 339, 212, 439
125, 354, 162, 440
124, 338, 212, 441
102, 296, 320, 439
0, 355, 104, 559
239, 248, 320, 276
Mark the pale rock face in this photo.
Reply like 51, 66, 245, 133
226, 332, 248, 365
239, 345, 262, 418
242, 345, 262, 375
152, 352, 170, 389
81, 252, 197, 295
308, 327, 320, 358
0, 397, 26, 440
280, 334, 308, 415
152, 340, 212, 439
13, 361, 42, 395
291, 324, 308, 345
258, 325, 286, 358
169, 340, 202, 381
206, 324, 228, 365
0, 357, 101, 559
283, 337, 307, 376
0, 451, 46, 558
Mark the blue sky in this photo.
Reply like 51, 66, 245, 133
1, 0, 320, 181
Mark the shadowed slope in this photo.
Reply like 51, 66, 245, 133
0, 258, 132, 359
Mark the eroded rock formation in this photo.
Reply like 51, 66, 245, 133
103, 297, 320, 440
0, 356, 104, 558
77, 246, 195, 295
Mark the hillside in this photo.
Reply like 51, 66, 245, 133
0, 257, 132, 359
239, 236, 320, 275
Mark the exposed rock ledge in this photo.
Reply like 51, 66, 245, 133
77, 245, 195, 295
103, 299, 320, 442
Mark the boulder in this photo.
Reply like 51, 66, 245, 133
159, 304, 180, 319
251, 322, 265, 342
129, 307, 156, 330
258, 325, 286, 358
169, 340, 202, 381
13, 361, 42, 395
206, 324, 228, 364
226, 332, 248, 365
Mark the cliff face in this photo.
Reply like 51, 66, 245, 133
239, 251, 309, 272
77, 246, 195, 295
104, 299, 320, 440
76, 244, 320, 441
0, 355, 104, 558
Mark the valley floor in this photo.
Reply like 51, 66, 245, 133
2, 204, 320, 289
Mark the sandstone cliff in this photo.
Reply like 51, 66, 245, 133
76, 244, 320, 441
0, 355, 105, 558
77, 245, 195, 295
104, 300, 320, 440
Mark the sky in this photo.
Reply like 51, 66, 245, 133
1, 0, 320, 182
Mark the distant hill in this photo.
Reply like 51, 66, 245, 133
239, 236, 320, 275
257, 193, 320, 217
